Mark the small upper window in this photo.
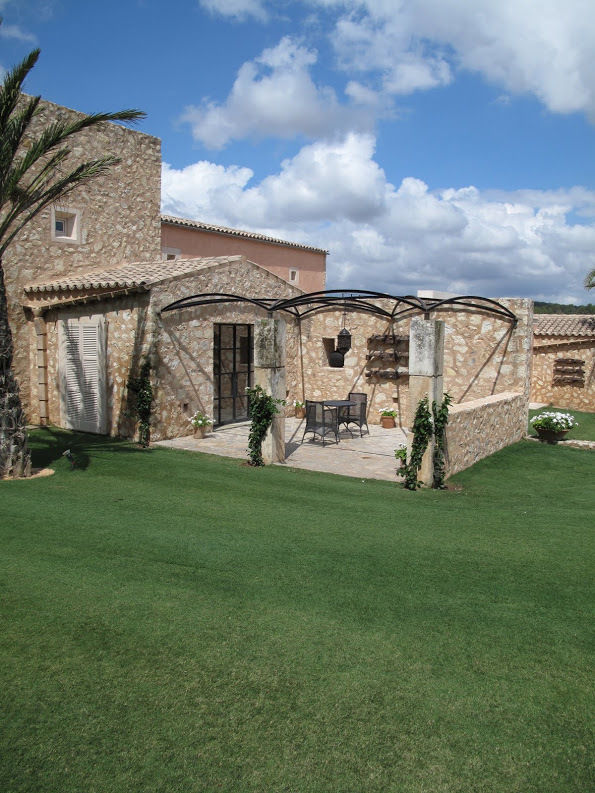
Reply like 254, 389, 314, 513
289, 269, 298, 283
51, 207, 80, 243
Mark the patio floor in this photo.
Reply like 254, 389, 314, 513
154, 417, 407, 482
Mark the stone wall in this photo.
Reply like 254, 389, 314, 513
5, 98, 162, 414
298, 298, 532, 426
149, 259, 301, 440
531, 338, 595, 412
445, 391, 527, 476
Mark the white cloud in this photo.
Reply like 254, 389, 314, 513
162, 133, 595, 302
198, 0, 268, 21
323, 0, 595, 118
0, 22, 37, 43
180, 37, 382, 148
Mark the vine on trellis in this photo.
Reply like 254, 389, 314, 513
127, 359, 153, 447
246, 385, 285, 466
395, 393, 451, 490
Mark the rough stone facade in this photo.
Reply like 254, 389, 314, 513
531, 323, 595, 412
297, 298, 532, 428
445, 392, 527, 476
5, 98, 161, 414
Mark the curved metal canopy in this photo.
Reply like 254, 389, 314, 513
160, 289, 517, 325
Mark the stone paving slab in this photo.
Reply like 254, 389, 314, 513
154, 418, 407, 482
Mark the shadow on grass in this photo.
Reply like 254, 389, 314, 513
28, 426, 150, 471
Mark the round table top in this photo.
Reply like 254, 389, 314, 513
322, 400, 355, 407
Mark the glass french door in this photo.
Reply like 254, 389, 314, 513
213, 324, 253, 425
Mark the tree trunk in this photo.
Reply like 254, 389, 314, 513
0, 262, 31, 478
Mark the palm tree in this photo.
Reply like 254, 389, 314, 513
585, 269, 595, 290
0, 43, 145, 478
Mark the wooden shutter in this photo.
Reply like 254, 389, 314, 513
59, 316, 107, 434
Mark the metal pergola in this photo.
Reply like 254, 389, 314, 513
160, 289, 518, 325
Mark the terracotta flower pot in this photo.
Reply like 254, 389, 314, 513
295, 407, 306, 419
193, 426, 207, 439
380, 416, 396, 429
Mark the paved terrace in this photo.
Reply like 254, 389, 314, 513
155, 418, 407, 482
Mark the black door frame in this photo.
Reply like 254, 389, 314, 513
213, 323, 253, 426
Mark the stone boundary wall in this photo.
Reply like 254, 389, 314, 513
531, 337, 595, 412
445, 391, 527, 477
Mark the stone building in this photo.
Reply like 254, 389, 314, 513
8, 97, 537, 476
531, 315, 595, 411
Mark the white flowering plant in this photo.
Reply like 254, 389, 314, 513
293, 399, 305, 409
379, 408, 398, 417
190, 411, 213, 429
530, 411, 577, 432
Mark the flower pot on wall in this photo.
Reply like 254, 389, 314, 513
381, 416, 396, 429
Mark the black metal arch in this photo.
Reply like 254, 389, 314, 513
160, 289, 517, 325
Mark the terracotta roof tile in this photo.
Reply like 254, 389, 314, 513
534, 314, 595, 337
24, 256, 244, 296
161, 214, 328, 254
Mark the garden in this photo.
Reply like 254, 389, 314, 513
1, 425, 593, 792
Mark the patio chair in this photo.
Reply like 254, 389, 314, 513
339, 392, 369, 437
302, 401, 340, 445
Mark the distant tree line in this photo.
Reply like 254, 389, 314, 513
534, 301, 595, 314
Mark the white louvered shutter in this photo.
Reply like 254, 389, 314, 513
60, 317, 107, 434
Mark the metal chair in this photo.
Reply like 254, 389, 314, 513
339, 392, 369, 437
302, 401, 340, 445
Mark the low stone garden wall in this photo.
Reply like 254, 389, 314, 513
445, 391, 527, 477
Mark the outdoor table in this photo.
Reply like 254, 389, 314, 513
321, 400, 355, 408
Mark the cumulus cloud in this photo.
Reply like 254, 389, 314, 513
162, 133, 595, 302
323, 0, 595, 118
180, 36, 384, 148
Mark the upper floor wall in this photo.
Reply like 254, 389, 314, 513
161, 216, 327, 293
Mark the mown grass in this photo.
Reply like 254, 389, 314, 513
528, 406, 595, 441
1, 427, 593, 792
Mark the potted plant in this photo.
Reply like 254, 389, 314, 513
530, 410, 577, 443
293, 399, 306, 419
379, 407, 398, 429
190, 410, 213, 439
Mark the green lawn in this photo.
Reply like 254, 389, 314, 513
1, 428, 593, 793
529, 406, 595, 441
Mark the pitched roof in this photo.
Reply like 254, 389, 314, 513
534, 314, 595, 337
24, 256, 244, 297
161, 214, 328, 254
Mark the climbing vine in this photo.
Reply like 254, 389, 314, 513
431, 392, 452, 489
395, 393, 451, 490
127, 359, 153, 447
246, 385, 285, 466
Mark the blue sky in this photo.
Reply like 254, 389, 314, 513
2, 0, 595, 303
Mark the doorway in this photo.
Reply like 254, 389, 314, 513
213, 323, 253, 425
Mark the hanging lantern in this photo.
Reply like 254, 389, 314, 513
337, 302, 352, 353
337, 327, 351, 353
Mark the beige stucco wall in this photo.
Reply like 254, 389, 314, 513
161, 223, 326, 293
445, 391, 527, 476
6, 98, 162, 415
531, 337, 595, 412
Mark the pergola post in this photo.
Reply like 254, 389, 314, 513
254, 317, 286, 463
408, 317, 445, 486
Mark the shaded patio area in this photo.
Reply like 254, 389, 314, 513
154, 417, 407, 482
